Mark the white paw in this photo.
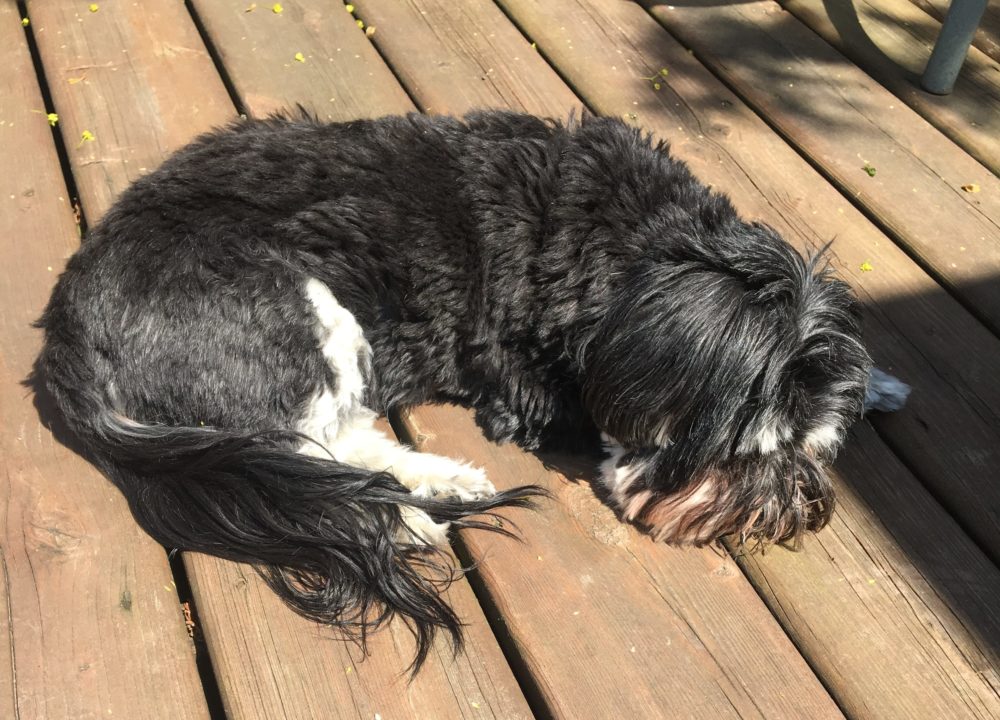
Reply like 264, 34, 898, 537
398, 505, 451, 546
408, 463, 496, 502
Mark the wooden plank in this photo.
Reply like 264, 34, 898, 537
0, 5, 210, 719
184, 427, 533, 720
737, 421, 1000, 719
185, 555, 532, 720
496, 0, 1000, 570
909, 0, 1000, 63
186, 422, 533, 719
641, 0, 1000, 334
489, 0, 1000, 715
193, 0, 413, 121
405, 407, 845, 718
195, 0, 845, 716
24, 0, 234, 223
777, 0, 1000, 175
174, 2, 533, 717
351, 0, 586, 116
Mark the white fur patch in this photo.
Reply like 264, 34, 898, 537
304, 278, 371, 438
749, 421, 792, 455
298, 278, 494, 530
804, 423, 842, 452
599, 434, 651, 507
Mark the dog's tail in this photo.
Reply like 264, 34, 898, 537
44, 390, 541, 671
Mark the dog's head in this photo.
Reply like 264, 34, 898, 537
581, 222, 871, 546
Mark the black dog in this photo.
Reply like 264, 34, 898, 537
38, 111, 870, 667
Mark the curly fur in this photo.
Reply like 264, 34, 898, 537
37, 110, 871, 669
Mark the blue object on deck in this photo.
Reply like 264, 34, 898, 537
921, 0, 989, 94
864, 367, 911, 413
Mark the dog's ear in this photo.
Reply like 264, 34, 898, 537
621, 448, 834, 546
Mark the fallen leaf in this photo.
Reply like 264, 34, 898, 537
89, 3, 99, 12
356, 18, 364, 29
859, 260, 874, 272
862, 162, 876, 177
294, 52, 305, 62
365, 25, 375, 37
345, 3, 355, 11
21, 17, 29, 26
78, 129, 95, 147
46, 113, 59, 127
271, 2, 283, 13
961, 183, 981, 193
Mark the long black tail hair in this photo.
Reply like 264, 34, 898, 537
40, 385, 541, 671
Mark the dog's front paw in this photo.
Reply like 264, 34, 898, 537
409, 462, 496, 502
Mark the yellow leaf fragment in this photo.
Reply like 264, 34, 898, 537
961, 183, 980, 193
271, 3, 283, 13
859, 260, 874, 272
365, 25, 375, 37
68, 76, 85, 84
356, 18, 364, 29
294, 52, 305, 62
22, 17, 30, 26
78, 129, 95, 147
89, 3, 99, 12
345, 3, 355, 12
47, 113, 59, 127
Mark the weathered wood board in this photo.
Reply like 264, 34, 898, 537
778, 0, 1000, 175
641, 0, 1000, 334
1, 4, 210, 718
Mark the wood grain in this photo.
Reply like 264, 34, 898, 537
496, 0, 1000, 571
403, 407, 844, 719
493, 0, 1000, 715
185, 504, 532, 719
738, 421, 1000, 719
352, 0, 585, 116
641, 0, 1000, 334
0, 5, 209, 719
777, 0, 1000, 175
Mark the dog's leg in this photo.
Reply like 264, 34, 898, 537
300, 279, 494, 543
327, 418, 496, 501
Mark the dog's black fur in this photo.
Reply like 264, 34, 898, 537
38, 111, 870, 668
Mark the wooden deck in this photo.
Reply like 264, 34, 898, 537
3, 0, 1000, 717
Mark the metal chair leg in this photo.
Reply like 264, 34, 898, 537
920, 0, 989, 95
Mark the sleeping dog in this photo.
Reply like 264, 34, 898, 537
38, 111, 870, 668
